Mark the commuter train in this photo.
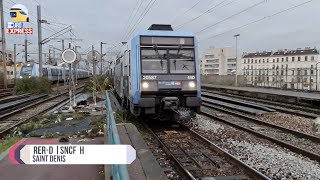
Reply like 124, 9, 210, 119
18, 63, 91, 81
108, 24, 202, 121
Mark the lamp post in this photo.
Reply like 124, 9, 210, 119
234, 34, 240, 86
316, 62, 320, 91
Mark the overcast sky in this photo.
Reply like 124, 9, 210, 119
3, 0, 320, 62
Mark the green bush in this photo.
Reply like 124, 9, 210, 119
14, 77, 52, 95
84, 75, 111, 94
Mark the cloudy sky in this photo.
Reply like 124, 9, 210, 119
3, 0, 319, 62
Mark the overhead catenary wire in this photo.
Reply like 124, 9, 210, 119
175, 0, 229, 30
200, 0, 313, 42
196, 0, 267, 34
124, 0, 158, 41
170, 0, 202, 24
121, 0, 144, 41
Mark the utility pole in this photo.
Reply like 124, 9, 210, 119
48, 48, 51, 65
92, 45, 96, 105
1, 0, 7, 88
37, 5, 43, 77
234, 34, 240, 87
100, 42, 106, 75
60, 40, 66, 86
25, 35, 28, 63
13, 44, 16, 84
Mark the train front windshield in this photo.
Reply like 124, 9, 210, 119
141, 48, 195, 74
20, 66, 33, 77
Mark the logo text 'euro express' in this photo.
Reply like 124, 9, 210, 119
7, 4, 32, 34
7, 28, 33, 34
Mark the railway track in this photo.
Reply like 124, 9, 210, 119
0, 95, 48, 115
144, 121, 269, 180
201, 102, 320, 164
202, 89, 320, 119
0, 85, 84, 138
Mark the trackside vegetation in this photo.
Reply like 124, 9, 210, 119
14, 77, 52, 95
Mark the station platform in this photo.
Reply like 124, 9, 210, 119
0, 137, 105, 180
117, 123, 168, 180
202, 84, 320, 106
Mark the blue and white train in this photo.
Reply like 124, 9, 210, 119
109, 24, 202, 121
18, 63, 91, 81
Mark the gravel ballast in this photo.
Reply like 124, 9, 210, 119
185, 111, 320, 179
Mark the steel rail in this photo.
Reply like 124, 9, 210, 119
143, 121, 270, 180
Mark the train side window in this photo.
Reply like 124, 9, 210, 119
43, 68, 48, 77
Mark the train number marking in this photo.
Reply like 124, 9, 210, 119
142, 75, 157, 80
187, 76, 195, 80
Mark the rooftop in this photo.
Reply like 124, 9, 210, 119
242, 48, 319, 58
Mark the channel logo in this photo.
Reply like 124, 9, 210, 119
7, 4, 33, 34
10, 4, 29, 22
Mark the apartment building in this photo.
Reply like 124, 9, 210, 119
241, 47, 320, 90
200, 47, 238, 75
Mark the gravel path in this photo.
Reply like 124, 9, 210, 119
184, 111, 320, 179
258, 112, 318, 136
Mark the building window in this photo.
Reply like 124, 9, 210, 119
277, 58, 279, 62
292, 57, 295, 61
298, 57, 301, 61
311, 56, 315, 61
206, 59, 219, 63
273, 59, 275, 63
267, 59, 269, 63
251, 59, 253, 63
263, 59, 265, 63
244, 59, 246, 63
305, 70, 308, 75
227, 58, 236, 63
259, 59, 261, 63
282, 58, 284, 62
305, 56, 308, 61
205, 55, 215, 58
255, 59, 257, 63
292, 70, 294, 75
286, 57, 288, 62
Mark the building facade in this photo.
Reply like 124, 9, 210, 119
241, 47, 320, 90
200, 47, 238, 75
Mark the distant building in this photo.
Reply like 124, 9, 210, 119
0, 49, 14, 63
200, 47, 238, 75
241, 47, 320, 90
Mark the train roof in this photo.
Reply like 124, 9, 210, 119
132, 29, 194, 38
21, 63, 90, 72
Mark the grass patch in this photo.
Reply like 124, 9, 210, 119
14, 77, 52, 95
0, 136, 22, 154
90, 115, 105, 129
115, 110, 152, 140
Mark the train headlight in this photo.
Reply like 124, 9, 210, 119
142, 82, 149, 89
188, 81, 196, 88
